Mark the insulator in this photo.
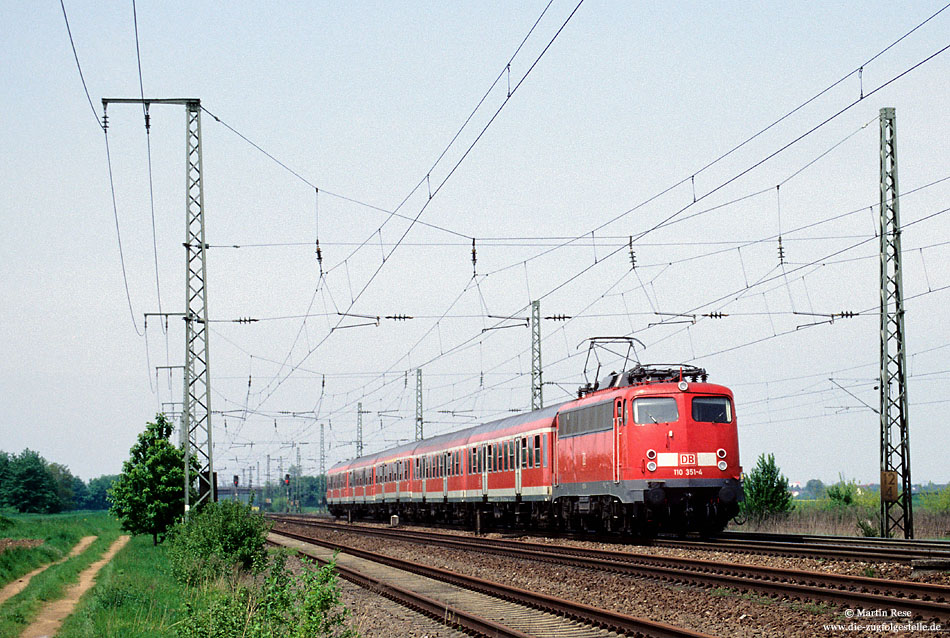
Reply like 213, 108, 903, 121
839, 311, 855, 319
471, 238, 477, 276
628, 236, 636, 269
777, 236, 785, 265
544, 314, 571, 321
385, 314, 412, 321
704, 312, 726, 319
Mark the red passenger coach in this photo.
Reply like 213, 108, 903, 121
328, 364, 742, 535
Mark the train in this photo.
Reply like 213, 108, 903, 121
327, 364, 742, 535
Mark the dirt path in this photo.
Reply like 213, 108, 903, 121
19, 535, 130, 638
0, 536, 97, 607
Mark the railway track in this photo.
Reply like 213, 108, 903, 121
292, 512, 950, 563
651, 531, 950, 564
271, 515, 950, 622
270, 528, 714, 638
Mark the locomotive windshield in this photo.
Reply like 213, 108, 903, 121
632, 397, 678, 424
692, 396, 733, 423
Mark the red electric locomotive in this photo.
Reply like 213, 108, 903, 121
327, 364, 741, 535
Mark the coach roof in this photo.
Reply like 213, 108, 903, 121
329, 402, 563, 473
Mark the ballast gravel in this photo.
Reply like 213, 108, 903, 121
276, 520, 938, 638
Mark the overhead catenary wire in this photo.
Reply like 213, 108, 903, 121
250, 0, 587, 410
157, 6, 950, 470
59, 0, 102, 129
195, 6, 950, 450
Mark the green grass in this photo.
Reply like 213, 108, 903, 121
57, 535, 201, 638
0, 512, 117, 589
0, 513, 122, 638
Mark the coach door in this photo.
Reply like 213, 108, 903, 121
515, 438, 523, 496
443, 452, 449, 499
613, 398, 624, 483
480, 445, 488, 497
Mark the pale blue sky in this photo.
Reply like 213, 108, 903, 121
2, 1, 948, 485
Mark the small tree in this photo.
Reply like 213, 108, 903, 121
109, 414, 196, 545
740, 453, 793, 521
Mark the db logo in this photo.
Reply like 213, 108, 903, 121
680, 453, 696, 466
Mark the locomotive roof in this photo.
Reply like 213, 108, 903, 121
329, 401, 564, 473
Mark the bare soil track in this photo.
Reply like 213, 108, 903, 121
18, 535, 129, 638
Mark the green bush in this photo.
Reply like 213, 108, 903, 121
176, 552, 355, 638
165, 500, 270, 585
920, 486, 950, 513
740, 453, 793, 521
827, 478, 858, 507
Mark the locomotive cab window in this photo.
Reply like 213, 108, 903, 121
632, 397, 679, 424
692, 396, 733, 423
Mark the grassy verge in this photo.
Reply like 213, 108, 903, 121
57, 534, 202, 638
729, 501, 950, 538
0, 513, 121, 637
0, 511, 115, 588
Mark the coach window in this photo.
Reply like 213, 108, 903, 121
542, 434, 548, 468
534, 434, 542, 467
632, 397, 679, 425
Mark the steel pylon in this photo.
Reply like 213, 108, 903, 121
531, 300, 543, 410
879, 107, 913, 539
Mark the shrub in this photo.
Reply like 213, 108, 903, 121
166, 500, 270, 585
740, 453, 793, 521
920, 485, 950, 513
176, 552, 355, 638
827, 478, 858, 507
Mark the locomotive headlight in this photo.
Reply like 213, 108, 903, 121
678, 381, 689, 391
646, 449, 656, 460
717, 448, 727, 459
717, 460, 728, 471
647, 461, 657, 472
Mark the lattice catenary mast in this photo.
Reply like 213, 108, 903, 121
102, 98, 214, 519
415, 368, 423, 440
878, 107, 913, 539
357, 402, 364, 458
531, 300, 543, 410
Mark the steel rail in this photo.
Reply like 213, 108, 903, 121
271, 516, 950, 621
272, 528, 715, 638
651, 536, 950, 563
272, 538, 532, 638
